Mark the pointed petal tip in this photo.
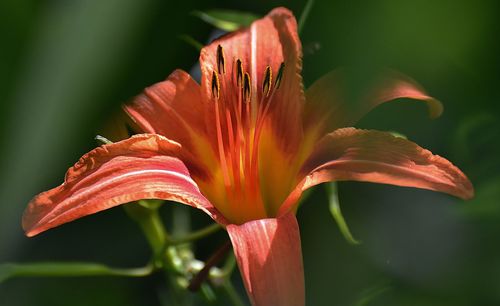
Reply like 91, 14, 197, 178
456, 175, 474, 200
22, 218, 35, 237
372, 68, 445, 120
292, 128, 474, 206
22, 218, 36, 237
305, 68, 445, 134
24, 228, 38, 238
22, 187, 62, 237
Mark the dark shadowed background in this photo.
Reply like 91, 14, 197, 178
1, 0, 499, 305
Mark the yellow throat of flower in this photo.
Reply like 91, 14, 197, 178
196, 44, 303, 225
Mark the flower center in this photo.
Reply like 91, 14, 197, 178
208, 44, 286, 224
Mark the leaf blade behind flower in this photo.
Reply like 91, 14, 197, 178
192, 9, 259, 31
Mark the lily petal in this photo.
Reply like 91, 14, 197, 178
199, 7, 305, 151
227, 212, 304, 306
124, 69, 216, 180
23, 134, 225, 237
280, 128, 473, 215
305, 69, 443, 134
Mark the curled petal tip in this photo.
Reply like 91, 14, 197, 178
428, 97, 444, 119
282, 128, 474, 214
305, 68, 445, 133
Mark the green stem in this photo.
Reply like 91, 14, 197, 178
220, 252, 236, 278
124, 203, 170, 260
125, 203, 193, 304
223, 280, 246, 306
171, 223, 222, 245
0, 262, 153, 283
200, 283, 217, 304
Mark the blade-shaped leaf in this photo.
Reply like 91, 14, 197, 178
327, 182, 361, 245
354, 280, 392, 306
178, 34, 203, 51
298, 0, 315, 34
192, 9, 259, 31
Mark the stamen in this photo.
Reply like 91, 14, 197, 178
211, 71, 220, 99
243, 72, 251, 103
250, 62, 286, 201
212, 71, 231, 193
216, 45, 225, 74
236, 59, 243, 88
274, 62, 285, 89
262, 66, 272, 97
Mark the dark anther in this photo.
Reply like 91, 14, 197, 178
275, 62, 285, 89
216, 45, 225, 74
262, 65, 273, 96
211, 71, 220, 99
236, 58, 243, 88
243, 72, 251, 103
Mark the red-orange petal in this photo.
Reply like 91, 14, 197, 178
199, 7, 305, 152
305, 69, 443, 134
280, 128, 473, 215
124, 69, 215, 180
23, 134, 226, 237
227, 212, 304, 306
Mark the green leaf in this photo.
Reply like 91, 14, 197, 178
192, 9, 259, 32
298, 0, 315, 34
353, 280, 392, 306
178, 34, 203, 51
0, 262, 153, 283
327, 182, 361, 245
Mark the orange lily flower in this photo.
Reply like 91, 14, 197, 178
22, 7, 473, 306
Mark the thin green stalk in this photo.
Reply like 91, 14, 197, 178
208, 252, 236, 289
125, 203, 192, 303
0, 262, 153, 283
124, 203, 171, 259
171, 223, 222, 245
223, 280, 246, 306
219, 252, 236, 279
200, 283, 217, 304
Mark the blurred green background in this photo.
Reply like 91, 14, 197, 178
1, 0, 499, 305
